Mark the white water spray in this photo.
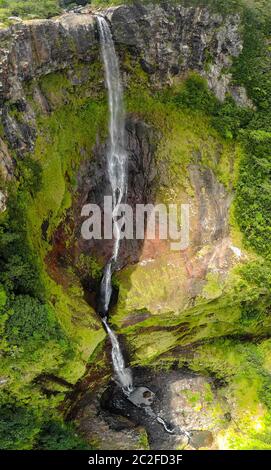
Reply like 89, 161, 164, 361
97, 15, 127, 268
97, 16, 133, 394
103, 319, 133, 393
156, 416, 174, 434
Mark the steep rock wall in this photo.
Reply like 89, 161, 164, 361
0, 2, 247, 173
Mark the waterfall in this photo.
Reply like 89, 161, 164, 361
97, 15, 127, 314
97, 15, 133, 394
103, 319, 133, 394
97, 14, 127, 265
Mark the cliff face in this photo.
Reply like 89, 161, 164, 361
0, 13, 98, 159
110, 3, 244, 100
0, 3, 247, 171
0, 14, 97, 102
0, 5, 242, 101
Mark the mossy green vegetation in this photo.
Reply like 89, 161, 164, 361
0, 64, 106, 448
0, 404, 90, 450
235, 130, 271, 257
36, 419, 91, 450
138, 429, 150, 450
116, 260, 271, 359
189, 339, 271, 449
27, 98, 106, 255
126, 73, 241, 196
0, 0, 61, 26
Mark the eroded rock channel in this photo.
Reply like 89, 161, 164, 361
68, 367, 226, 450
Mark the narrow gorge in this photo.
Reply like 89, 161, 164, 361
1, 0, 271, 452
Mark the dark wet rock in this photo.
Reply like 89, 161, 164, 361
224, 412, 232, 422
122, 311, 151, 328
70, 367, 228, 450
75, 116, 158, 269
61, 0, 89, 6
140, 58, 156, 75
99, 380, 177, 450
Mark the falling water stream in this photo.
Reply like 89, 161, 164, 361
96, 15, 133, 394
102, 319, 133, 394
96, 15, 178, 435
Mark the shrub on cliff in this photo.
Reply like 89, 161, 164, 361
0, 0, 61, 24
5, 295, 60, 345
